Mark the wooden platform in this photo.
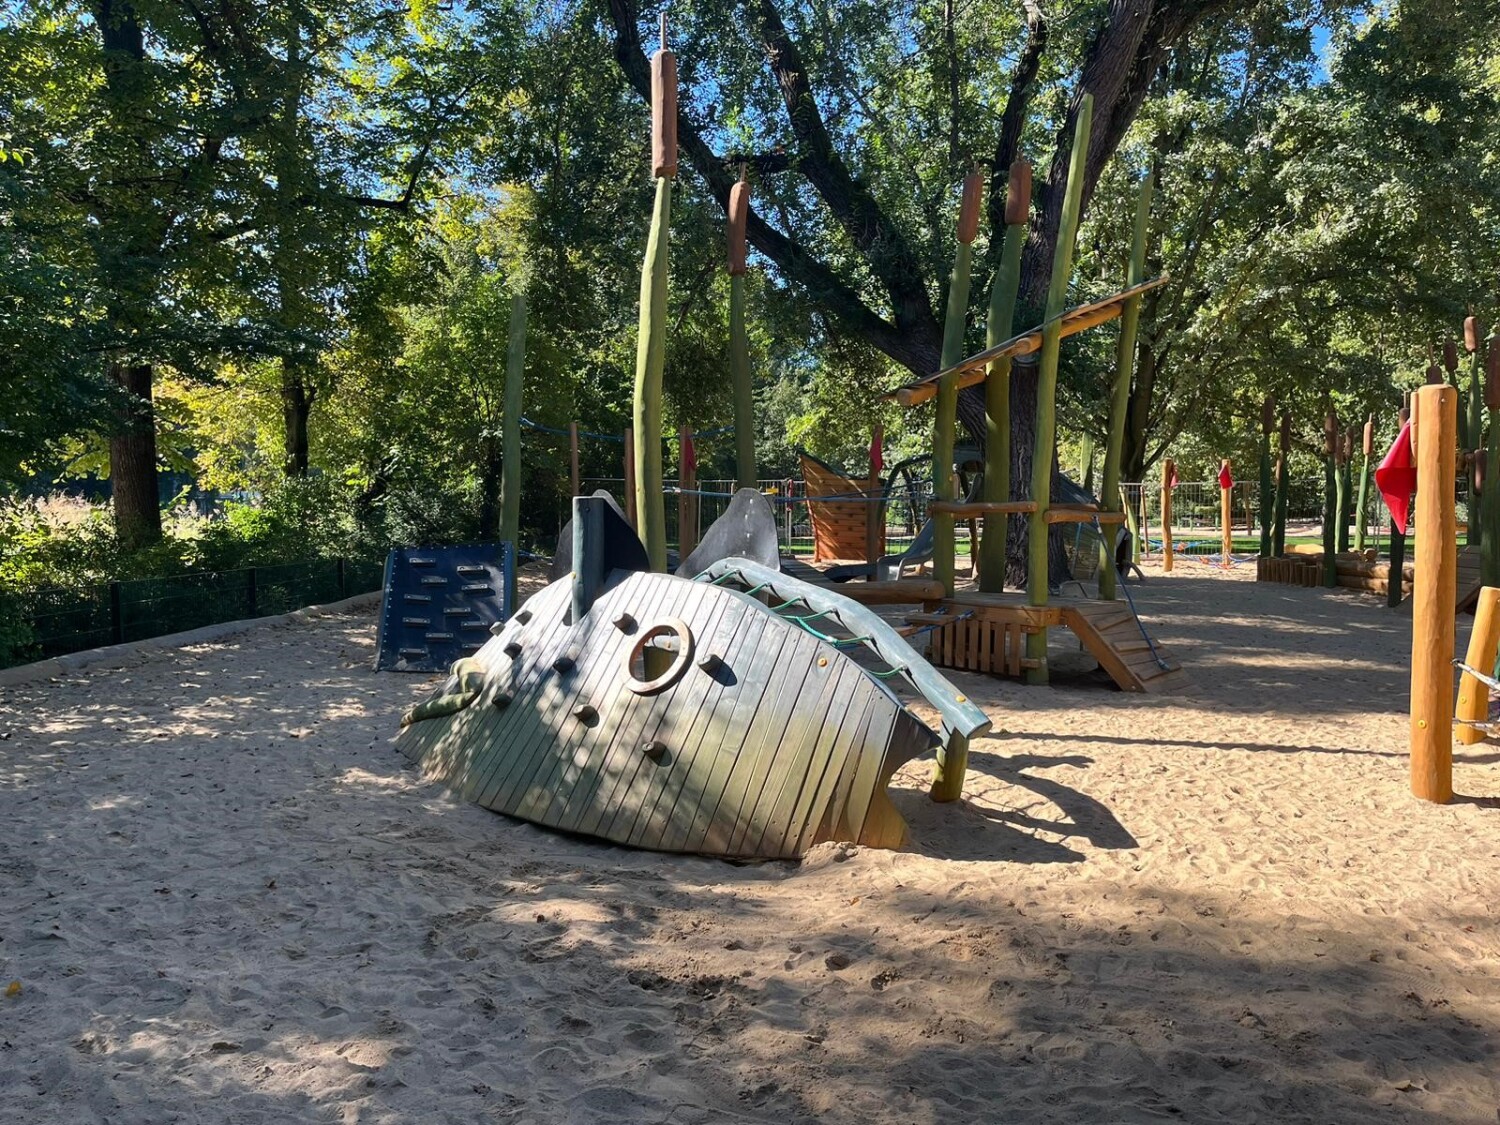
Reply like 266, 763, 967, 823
910, 591, 1184, 693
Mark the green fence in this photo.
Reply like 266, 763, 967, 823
6, 558, 385, 670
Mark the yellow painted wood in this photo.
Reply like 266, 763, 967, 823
1456, 587, 1500, 744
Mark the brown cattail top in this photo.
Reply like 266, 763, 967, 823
1323, 411, 1338, 456
1004, 159, 1032, 226
1443, 337, 1458, 372
1426, 363, 1443, 385
1477, 448, 1489, 493
727, 174, 749, 276
651, 43, 678, 179
1261, 394, 1275, 435
1362, 414, 1374, 458
1279, 410, 1292, 450
1465, 316, 1479, 353
957, 168, 984, 245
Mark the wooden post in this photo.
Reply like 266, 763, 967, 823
979, 160, 1031, 593
568, 421, 580, 498
500, 293, 527, 612
1409, 383, 1456, 804
623, 426, 637, 530
678, 426, 697, 560
1136, 487, 1147, 565
1161, 460, 1175, 573
1025, 96, 1092, 684
1220, 459, 1232, 566
1456, 586, 1500, 746
1098, 170, 1152, 601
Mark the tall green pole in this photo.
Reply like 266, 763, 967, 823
1482, 331, 1500, 587
499, 292, 527, 611
1344, 432, 1356, 555
1097, 170, 1152, 601
1257, 395, 1274, 558
632, 32, 677, 571
1467, 318, 1484, 550
932, 169, 984, 597
1025, 94, 1093, 685
1389, 401, 1410, 607
1272, 410, 1290, 557
928, 168, 984, 804
978, 160, 1030, 593
1354, 414, 1373, 552
727, 172, 755, 491
1322, 408, 1338, 587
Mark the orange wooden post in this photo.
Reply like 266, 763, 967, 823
1161, 459, 1175, 573
1220, 459, 1233, 566
1456, 586, 1500, 746
623, 426, 637, 530
678, 426, 698, 560
1410, 384, 1456, 803
569, 421, 581, 498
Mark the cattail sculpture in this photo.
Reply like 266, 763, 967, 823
632, 16, 677, 569
1258, 395, 1275, 558
727, 169, 755, 491
1323, 406, 1339, 587
1026, 95, 1094, 684
1098, 171, 1153, 599
931, 167, 985, 599
1273, 410, 1292, 556
978, 160, 1032, 593
1354, 414, 1374, 552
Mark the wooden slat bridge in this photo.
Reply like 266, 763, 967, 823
909, 590, 1184, 693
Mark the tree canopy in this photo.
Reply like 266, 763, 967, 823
1, 0, 1496, 569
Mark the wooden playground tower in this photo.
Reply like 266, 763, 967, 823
882, 100, 1182, 694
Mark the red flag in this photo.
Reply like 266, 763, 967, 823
1217, 463, 1234, 491
869, 431, 884, 476
1167, 464, 1180, 489
1375, 420, 1415, 535
682, 431, 696, 475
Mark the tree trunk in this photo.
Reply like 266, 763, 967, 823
108, 362, 163, 550
281, 360, 313, 477
1122, 341, 1158, 481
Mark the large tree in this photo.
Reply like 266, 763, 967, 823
598, 0, 1322, 579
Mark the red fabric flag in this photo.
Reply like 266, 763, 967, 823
1217, 463, 1234, 491
869, 432, 884, 476
1167, 464, 1180, 489
1375, 420, 1416, 535
682, 431, 696, 475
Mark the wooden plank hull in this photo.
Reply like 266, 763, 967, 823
396, 571, 936, 858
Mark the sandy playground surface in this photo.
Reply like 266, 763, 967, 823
2, 560, 1498, 1124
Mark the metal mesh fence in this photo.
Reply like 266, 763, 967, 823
8, 558, 384, 669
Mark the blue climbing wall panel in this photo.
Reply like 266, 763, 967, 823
375, 544, 514, 672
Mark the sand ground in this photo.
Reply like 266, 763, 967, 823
1, 561, 1497, 1124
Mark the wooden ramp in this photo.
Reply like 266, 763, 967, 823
912, 590, 1184, 693
1393, 545, 1481, 615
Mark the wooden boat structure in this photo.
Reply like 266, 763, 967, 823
396, 492, 990, 860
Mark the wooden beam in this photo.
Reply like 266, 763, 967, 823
887, 274, 1172, 407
